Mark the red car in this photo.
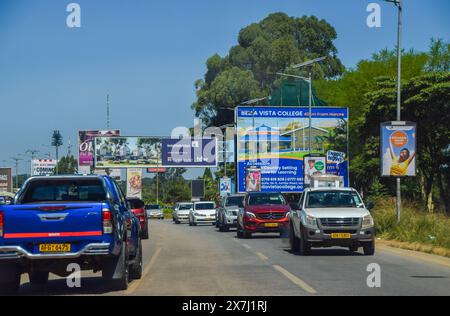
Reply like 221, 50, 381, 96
127, 198, 149, 239
237, 192, 290, 238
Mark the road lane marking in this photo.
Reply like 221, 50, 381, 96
255, 252, 268, 261
125, 247, 162, 295
273, 265, 317, 294
242, 243, 251, 249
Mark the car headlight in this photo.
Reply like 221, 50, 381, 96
244, 211, 256, 218
362, 214, 374, 229
194, 212, 200, 216
304, 214, 318, 229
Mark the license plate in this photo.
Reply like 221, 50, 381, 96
330, 233, 351, 239
39, 244, 71, 253
264, 223, 279, 228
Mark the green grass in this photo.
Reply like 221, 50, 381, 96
372, 199, 450, 250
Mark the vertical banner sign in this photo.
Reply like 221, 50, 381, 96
219, 178, 232, 196
31, 159, 57, 176
0, 168, 13, 193
78, 130, 120, 171
381, 122, 417, 177
245, 167, 262, 192
126, 168, 142, 199
236, 106, 349, 193
303, 156, 327, 186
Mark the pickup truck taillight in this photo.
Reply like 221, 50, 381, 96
0, 211, 4, 237
102, 208, 113, 234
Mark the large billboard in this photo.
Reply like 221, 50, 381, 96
126, 168, 142, 199
161, 138, 217, 167
381, 122, 416, 177
78, 130, 120, 168
236, 106, 349, 193
0, 168, 13, 193
31, 159, 57, 176
94, 136, 161, 168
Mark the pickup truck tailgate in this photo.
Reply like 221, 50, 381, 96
1, 203, 106, 255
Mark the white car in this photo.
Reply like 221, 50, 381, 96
189, 201, 216, 226
173, 202, 193, 224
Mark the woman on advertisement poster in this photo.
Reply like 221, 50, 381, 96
388, 140, 416, 176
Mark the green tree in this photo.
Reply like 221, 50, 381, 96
55, 155, 78, 174
193, 12, 345, 127
51, 130, 63, 174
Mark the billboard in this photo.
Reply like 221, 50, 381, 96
303, 156, 326, 185
245, 167, 262, 192
126, 168, 142, 199
219, 177, 232, 197
161, 138, 217, 167
0, 168, 13, 193
94, 136, 161, 168
78, 130, 120, 168
236, 106, 349, 193
381, 122, 417, 177
31, 159, 57, 176
191, 180, 205, 198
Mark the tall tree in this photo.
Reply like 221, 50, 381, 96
55, 155, 78, 174
51, 130, 63, 174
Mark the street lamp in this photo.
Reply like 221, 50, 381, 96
385, 0, 403, 222
10, 156, 22, 190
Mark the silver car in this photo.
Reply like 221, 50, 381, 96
173, 202, 193, 224
216, 194, 245, 232
189, 201, 216, 226
145, 204, 164, 219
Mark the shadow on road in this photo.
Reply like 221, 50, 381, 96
283, 248, 365, 257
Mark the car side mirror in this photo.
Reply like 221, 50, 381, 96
366, 202, 374, 210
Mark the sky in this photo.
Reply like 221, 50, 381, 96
0, 0, 448, 178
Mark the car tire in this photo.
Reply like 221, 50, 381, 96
142, 228, 149, 240
129, 239, 143, 280
289, 224, 300, 253
29, 271, 49, 285
363, 241, 375, 256
236, 223, 243, 238
175, 220, 180, 224
298, 226, 311, 256
102, 242, 129, 291
0, 263, 21, 295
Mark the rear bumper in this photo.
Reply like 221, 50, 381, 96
0, 243, 111, 260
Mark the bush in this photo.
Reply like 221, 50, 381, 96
372, 199, 450, 249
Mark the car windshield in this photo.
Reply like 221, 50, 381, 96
21, 179, 106, 203
128, 199, 145, 209
305, 191, 363, 208
145, 204, 160, 210
179, 204, 192, 210
248, 193, 286, 205
195, 202, 215, 210
226, 196, 244, 207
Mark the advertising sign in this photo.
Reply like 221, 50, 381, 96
191, 180, 205, 198
147, 167, 167, 173
126, 168, 142, 199
236, 106, 349, 193
327, 150, 346, 164
78, 130, 120, 167
94, 136, 161, 168
381, 122, 416, 177
0, 168, 13, 193
245, 167, 262, 192
303, 156, 327, 186
219, 177, 232, 196
161, 138, 217, 167
31, 159, 57, 176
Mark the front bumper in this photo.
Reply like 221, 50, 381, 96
224, 215, 238, 226
148, 212, 163, 218
176, 213, 190, 222
303, 225, 375, 247
0, 243, 111, 260
193, 215, 216, 223
244, 217, 289, 233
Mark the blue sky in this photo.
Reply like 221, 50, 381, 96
0, 0, 448, 177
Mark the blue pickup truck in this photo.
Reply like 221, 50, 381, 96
0, 175, 142, 294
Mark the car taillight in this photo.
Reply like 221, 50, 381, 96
0, 212, 4, 237
102, 208, 113, 234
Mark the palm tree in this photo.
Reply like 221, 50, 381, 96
51, 130, 63, 174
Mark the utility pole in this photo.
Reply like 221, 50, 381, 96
386, 0, 402, 222
10, 157, 22, 190
25, 149, 39, 175
107, 94, 110, 129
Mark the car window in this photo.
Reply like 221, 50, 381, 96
248, 193, 286, 205
128, 199, 145, 209
145, 204, 160, 210
179, 204, 192, 210
195, 202, 215, 210
305, 191, 363, 208
226, 196, 244, 207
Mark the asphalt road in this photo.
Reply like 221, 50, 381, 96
17, 219, 450, 296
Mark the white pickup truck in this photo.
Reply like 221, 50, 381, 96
288, 187, 375, 256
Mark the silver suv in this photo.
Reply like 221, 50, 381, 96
216, 194, 245, 232
288, 187, 375, 255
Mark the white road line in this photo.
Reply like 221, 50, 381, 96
273, 265, 317, 294
125, 247, 162, 295
242, 243, 251, 249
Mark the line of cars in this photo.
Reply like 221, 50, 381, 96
173, 184, 376, 256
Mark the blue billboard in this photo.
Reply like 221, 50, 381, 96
161, 138, 217, 167
236, 106, 349, 193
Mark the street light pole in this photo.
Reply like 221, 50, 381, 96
308, 71, 312, 155
386, 0, 402, 222
10, 157, 22, 190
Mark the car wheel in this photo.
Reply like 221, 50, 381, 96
129, 239, 143, 280
236, 223, 243, 238
298, 226, 311, 256
175, 220, 180, 224
29, 271, 49, 285
363, 241, 375, 256
0, 263, 21, 295
142, 227, 149, 240
289, 224, 300, 253
102, 242, 129, 291
243, 230, 252, 239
